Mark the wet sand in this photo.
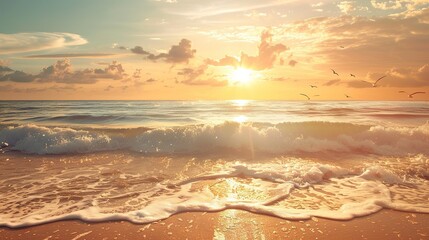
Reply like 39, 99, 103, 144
1, 210, 428, 240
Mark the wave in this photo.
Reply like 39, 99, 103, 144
0, 121, 429, 155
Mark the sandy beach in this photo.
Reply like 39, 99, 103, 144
1, 210, 428, 240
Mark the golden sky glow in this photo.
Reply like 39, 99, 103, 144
0, 0, 428, 100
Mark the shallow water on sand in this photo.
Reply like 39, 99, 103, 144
0, 151, 428, 228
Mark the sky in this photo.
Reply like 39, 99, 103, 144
0, 0, 428, 100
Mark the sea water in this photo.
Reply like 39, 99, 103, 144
0, 100, 428, 227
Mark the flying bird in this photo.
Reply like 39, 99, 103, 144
362, 75, 386, 87
408, 92, 425, 98
331, 69, 339, 76
398, 91, 426, 98
310, 85, 317, 88
373, 75, 386, 87
345, 94, 351, 98
350, 74, 356, 77
300, 93, 310, 100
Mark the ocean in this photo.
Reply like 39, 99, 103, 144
0, 100, 428, 228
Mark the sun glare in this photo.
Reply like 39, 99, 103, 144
229, 68, 254, 84
231, 99, 249, 107
233, 115, 248, 123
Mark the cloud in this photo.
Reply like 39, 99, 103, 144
0, 65, 13, 73
0, 84, 78, 93
104, 85, 114, 91
311, 2, 324, 8
199, 26, 265, 43
145, 78, 157, 83
42, 60, 127, 84
337, 1, 356, 14
205, 56, 239, 67
201, 8, 428, 75
323, 79, 341, 86
172, 30, 288, 87
205, 30, 288, 71
240, 30, 288, 70
155, 0, 177, 3
0, 32, 87, 54
25, 53, 117, 58
0, 60, 127, 84
0, 69, 35, 83
147, 39, 196, 63
279, 8, 429, 70
370, 0, 402, 10
176, 65, 228, 86
325, 64, 429, 88
132, 69, 142, 79
177, 65, 207, 81
368, 64, 429, 87
345, 80, 372, 88
181, 78, 228, 87
265, 76, 289, 81
112, 43, 128, 50
130, 46, 150, 55
170, 0, 297, 20
0, 61, 35, 82
130, 78, 158, 88
369, 0, 428, 10
311, 1, 324, 12
288, 60, 298, 67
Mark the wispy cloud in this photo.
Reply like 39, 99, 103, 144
0, 32, 87, 54
25, 53, 117, 58
168, 0, 298, 19
0, 84, 78, 93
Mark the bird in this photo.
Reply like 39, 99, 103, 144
350, 74, 356, 77
300, 93, 310, 100
331, 69, 339, 76
373, 75, 386, 87
408, 92, 425, 98
362, 75, 386, 87
310, 85, 317, 88
340, 46, 345, 48
345, 94, 351, 98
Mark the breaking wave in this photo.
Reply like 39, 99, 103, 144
1, 121, 428, 156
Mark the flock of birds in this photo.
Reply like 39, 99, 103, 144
299, 68, 426, 100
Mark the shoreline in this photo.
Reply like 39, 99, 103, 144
1, 209, 428, 240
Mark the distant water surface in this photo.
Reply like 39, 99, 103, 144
0, 100, 428, 128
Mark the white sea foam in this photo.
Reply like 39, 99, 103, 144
1, 122, 429, 156
0, 159, 428, 228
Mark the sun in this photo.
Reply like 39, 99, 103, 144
229, 68, 254, 84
